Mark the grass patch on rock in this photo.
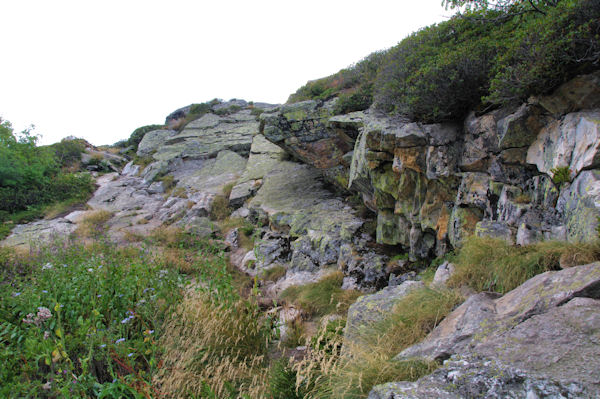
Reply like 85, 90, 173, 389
280, 271, 362, 317
449, 236, 600, 294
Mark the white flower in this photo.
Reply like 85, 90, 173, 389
87, 268, 94, 272
42, 263, 53, 270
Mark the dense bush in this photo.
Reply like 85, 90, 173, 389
0, 119, 94, 215
50, 138, 87, 168
288, 0, 600, 123
287, 51, 385, 111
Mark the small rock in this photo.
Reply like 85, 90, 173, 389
431, 261, 455, 288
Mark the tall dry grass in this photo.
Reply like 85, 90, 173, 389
155, 290, 274, 398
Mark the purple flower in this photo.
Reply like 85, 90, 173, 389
115, 338, 125, 344
42, 290, 48, 294
127, 353, 134, 357
12, 292, 21, 297
99, 344, 107, 348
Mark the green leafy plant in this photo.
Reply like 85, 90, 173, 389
550, 166, 572, 186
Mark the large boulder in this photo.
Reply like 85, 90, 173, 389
153, 109, 259, 162
136, 129, 177, 157
372, 262, 600, 398
396, 262, 600, 362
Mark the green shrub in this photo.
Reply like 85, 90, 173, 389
50, 138, 87, 168
289, 0, 600, 123
287, 51, 385, 105
550, 166, 572, 186
126, 124, 164, 150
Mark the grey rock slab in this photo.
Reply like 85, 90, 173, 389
537, 70, 600, 116
397, 262, 600, 362
369, 354, 593, 399
121, 161, 140, 176
475, 220, 515, 244
177, 150, 247, 194
527, 110, 600, 176
1, 218, 77, 249
136, 129, 177, 157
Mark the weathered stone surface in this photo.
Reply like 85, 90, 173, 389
369, 354, 593, 399
229, 135, 287, 207
496, 104, 547, 150
537, 70, 600, 116
397, 262, 600, 362
448, 206, 483, 248
338, 243, 389, 288
136, 129, 177, 157
121, 161, 140, 176
177, 150, 247, 193
1, 218, 77, 249
475, 220, 515, 243
154, 109, 259, 162
344, 281, 424, 348
557, 169, 600, 242
527, 111, 600, 176
249, 161, 386, 287
261, 100, 353, 186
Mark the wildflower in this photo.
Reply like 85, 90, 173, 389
42, 263, 53, 270
44, 331, 51, 340
127, 353, 134, 357
42, 381, 52, 390
99, 344, 107, 348
115, 338, 125, 344
97, 294, 102, 298
42, 290, 48, 294
12, 292, 21, 297
37, 307, 52, 322
23, 313, 35, 324
87, 268, 93, 272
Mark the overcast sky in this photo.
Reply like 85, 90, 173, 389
0, 0, 454, 146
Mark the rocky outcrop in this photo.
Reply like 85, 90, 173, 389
260, 72, 600, 259
247, 161, 388, 288
371, 262, 600, 397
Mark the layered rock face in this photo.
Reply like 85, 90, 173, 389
260, 71, 600, 259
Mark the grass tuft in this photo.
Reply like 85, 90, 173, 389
448, 236, 600, 294
280, 271, 362, 317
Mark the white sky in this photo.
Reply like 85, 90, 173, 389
0, 0, 454, 146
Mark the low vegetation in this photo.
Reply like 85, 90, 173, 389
0, 240, 182, 398
289, 287, 462, 399
288, 0, 600, 122
0, 120, 95, 238
280, 271, 362, 317
448, 236, 600, 293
